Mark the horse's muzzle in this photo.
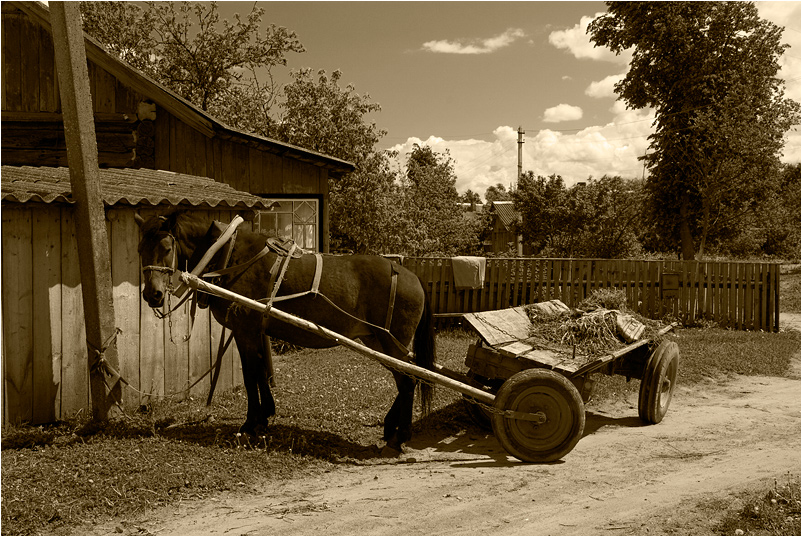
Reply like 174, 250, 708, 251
143, 288, 165, 309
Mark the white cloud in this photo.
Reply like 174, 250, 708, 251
543, 104, 583, 123
388, 108, 657, 200
548, 13, 630, 64
422, 28, 525, 54
585, 73, 624, 99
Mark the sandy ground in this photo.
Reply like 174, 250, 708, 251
96, 332, 801, 536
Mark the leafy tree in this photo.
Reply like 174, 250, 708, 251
569, 176, 644, 258
402, 145, 483, 256
275, 69, 384, 166
514, 173, 644, 258
485, 183, 512, 202
588, 1, 800, 260
718, 162, 801, 259
513, 173, 570, 254
79, 1, 156, 74
460, 190, 482, 205
329, 150, 405, 255
80, 1, 303, 134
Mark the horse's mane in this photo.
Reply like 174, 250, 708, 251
141, 210, 209, 241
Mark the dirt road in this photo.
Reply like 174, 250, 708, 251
112, 358, 800, 536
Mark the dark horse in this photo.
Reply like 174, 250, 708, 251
135, 211, 436, 451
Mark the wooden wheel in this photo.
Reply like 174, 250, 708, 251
638, 340, 679, 424
492, 369, 585, 463
462, 370, 501, 431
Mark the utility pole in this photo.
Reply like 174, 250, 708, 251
517, 126, 525, 180
50, 2, 121, 421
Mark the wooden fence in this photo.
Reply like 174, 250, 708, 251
403, 258, 781, 332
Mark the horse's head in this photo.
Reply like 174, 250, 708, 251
135, 213, 179, 308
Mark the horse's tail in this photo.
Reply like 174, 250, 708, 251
414, 294, 436, 416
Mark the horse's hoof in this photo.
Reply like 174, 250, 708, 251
238, 423, 256, 437
381, 444, 402, 458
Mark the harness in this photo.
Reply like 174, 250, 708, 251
148, 218, 407, 406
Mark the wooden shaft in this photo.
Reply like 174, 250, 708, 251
180, 273, 497, 406
172, 215, 244, 297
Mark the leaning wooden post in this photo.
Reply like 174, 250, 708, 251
50, 2, 121, 420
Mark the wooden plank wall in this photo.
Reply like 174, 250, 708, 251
1, 206, 245, 426
1, 7, 144, 167
152, 112, 329, 196
404, 257, 781, 332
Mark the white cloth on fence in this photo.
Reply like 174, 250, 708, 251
451, 256, 487, 289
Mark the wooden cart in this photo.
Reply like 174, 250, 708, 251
460, 304, 679, 463
179, 273, 677, 463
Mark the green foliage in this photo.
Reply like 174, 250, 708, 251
514, 173, 644, 258
81, 1, 303, 134
400, 144, 484, 256
485, 183, 512, 202
588, 2, 801, 260
276, 69, 385, 166
329, 150, 405, 254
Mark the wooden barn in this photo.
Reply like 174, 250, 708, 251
2, 167, 273, 425
1, 1, 354, 253
1, 1, 354, 425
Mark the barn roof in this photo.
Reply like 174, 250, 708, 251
1, 166, 274, 209
9, 1, 355, 177
490, 201, 519, 231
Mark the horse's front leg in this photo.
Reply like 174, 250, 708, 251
234, 332, 275, 435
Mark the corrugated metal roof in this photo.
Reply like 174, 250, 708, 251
1, 166, 273, 209
491, 201, 519, 231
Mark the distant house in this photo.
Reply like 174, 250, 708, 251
486, 201, 533, 256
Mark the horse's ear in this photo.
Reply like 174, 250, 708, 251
134, 212, 145, 228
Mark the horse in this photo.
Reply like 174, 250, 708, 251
134, 211, 436, 451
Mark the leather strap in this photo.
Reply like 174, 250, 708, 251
385, 264, 399, 330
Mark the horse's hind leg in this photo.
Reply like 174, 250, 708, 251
234, 332, 275, 435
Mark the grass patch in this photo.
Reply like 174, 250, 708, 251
716, 474, 801, 535
780, 269, 800, 314
2, 325, 799, 535
587, 326, 800, 404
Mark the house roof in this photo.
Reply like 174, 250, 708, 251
1, 166, 274, 209
490, 201, 519, 231
10, 1, 355, 177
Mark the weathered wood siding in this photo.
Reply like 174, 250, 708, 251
1, 205, 245, 426
404, 257, 781, 332
1, 6, 144, 168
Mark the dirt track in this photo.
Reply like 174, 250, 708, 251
105, 350, 800, 536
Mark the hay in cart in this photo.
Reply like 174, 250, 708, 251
523, 289, 669, 364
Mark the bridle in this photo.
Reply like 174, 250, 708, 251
141, 231, 178, 277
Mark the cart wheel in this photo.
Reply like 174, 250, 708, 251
462, 370, 501, 431
638, 340, 679, 424
492, 369, 585, 463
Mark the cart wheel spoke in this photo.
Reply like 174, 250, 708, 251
492, 369, 585, 463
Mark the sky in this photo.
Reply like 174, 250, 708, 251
220, 1, 802, 200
